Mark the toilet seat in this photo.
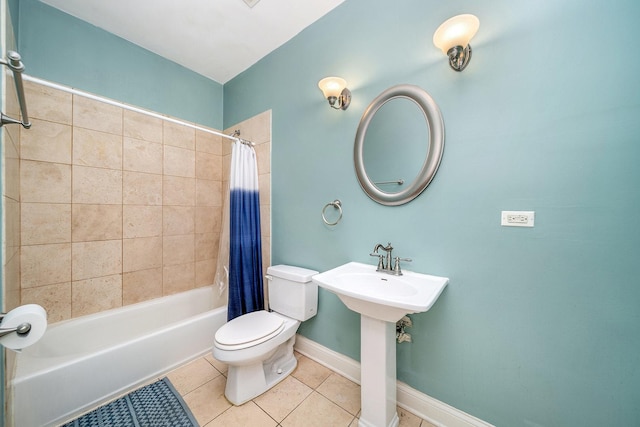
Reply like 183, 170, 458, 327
215, 311, 285, 351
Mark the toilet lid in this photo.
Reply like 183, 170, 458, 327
215, 310, 285, 350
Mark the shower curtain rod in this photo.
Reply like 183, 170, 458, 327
1, 51, 31, 129
22, 75, 255, 146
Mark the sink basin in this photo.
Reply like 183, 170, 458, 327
312, 261, 448, 322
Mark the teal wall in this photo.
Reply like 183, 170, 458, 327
225, 0, 640, 426
15, 0, 223, 129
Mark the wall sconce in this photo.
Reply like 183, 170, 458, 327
318, 77, 351, 110
433, 14, 479, 72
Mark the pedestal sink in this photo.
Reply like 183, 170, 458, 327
313, 262, 448, 427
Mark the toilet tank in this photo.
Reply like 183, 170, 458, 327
267, 265, 319, 321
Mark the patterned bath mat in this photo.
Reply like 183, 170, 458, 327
62, 377, 199, 427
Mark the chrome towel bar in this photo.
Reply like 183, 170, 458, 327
374, 179, 404, 186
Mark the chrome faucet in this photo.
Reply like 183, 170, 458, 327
370, 243, 412, 275
371, 242, 392, 271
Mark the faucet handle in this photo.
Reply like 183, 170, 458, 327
369, 253, 386, 271
392, 257, 412, 275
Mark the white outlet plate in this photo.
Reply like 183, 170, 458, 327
501, 211, 535, 227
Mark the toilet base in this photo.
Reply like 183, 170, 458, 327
224, 335, 297, 405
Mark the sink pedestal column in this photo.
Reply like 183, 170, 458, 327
358, 315, 399, 427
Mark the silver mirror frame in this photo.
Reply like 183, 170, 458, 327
354, 84, 445, 206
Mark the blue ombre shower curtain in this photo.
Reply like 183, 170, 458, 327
228, 142, 264, 321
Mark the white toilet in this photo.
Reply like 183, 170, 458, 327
213, 264, 318, 405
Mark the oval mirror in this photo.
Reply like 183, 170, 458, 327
354, 84, 445, 206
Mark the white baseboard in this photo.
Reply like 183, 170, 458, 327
294, 335, 494, 427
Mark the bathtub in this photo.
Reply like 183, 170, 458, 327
11, 287, 226, 427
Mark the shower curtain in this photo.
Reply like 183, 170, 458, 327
227, 142, 264, 321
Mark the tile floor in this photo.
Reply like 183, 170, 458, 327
166, 351, 437, 427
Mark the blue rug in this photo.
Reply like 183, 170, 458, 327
62, 378, 199, 427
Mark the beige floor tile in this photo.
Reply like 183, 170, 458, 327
183, 376, 231, 426
205, 353, 228, 375
291, 353, 333, 389
204, 401, 277, 427
168, 357, 221, 395
254, 376, 313, 422
171, 355, 437, 427
281, 391, 355, 427
317, 372, 361, 415
398, 406, 423, 426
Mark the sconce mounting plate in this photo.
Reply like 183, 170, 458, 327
337, 88, 352, 110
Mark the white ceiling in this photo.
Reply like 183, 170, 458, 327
40, 0, 345, 84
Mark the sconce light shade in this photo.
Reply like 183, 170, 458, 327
433, 14, 479, 72
318, 77, 351, 110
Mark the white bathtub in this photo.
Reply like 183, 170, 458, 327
11, 287, 226, 427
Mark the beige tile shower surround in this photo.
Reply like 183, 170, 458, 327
15, 79, 271, 322
3, 75, 22, 314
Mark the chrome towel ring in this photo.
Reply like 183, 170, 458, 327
322, 200, 343, 226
